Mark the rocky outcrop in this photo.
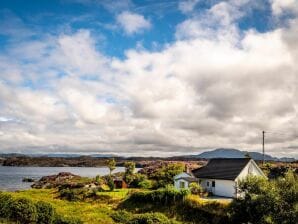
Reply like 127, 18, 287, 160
31, 172, 87, 189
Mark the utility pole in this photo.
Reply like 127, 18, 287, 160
262, 130, 265, 165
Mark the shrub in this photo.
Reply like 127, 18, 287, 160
53, 215, 83, 224
138, 179, 153, 189
10, 198, 37, 224
128, 212, 179, 224
111, 210, 133, 223
59, 188, 98, 202
189, 182, 203, 195
129, 173, 149, 188
127, 185, 190, 206
0, 192, 14, 219
111, 211, 179, 224
59, 189, 77, 201
180, 195, 229, 224
36, 201, 55, 224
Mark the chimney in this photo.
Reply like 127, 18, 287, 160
185, 164, 190, 174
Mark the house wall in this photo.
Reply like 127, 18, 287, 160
174, 179, 189, 189
236, 160, 265, 181
199, 179, 236, 198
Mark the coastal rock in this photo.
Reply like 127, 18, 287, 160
31, 172, 84, 189
22, 177, 35, 182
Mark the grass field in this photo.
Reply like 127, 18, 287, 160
6, 189, 130, 224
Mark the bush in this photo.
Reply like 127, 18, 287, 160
59, 189, 77, 201
36, 201, 55, 224
10, 198, 37, 224
0, 192, 14, 219
127, 185, 190, 206
53, 215, 83, 224
128, 212, 178, 224
189, 183, 203, 195
111, 211, 179, 224
138, 179, 153, 189
180, 195, 229, 224
111, 210, 134, 223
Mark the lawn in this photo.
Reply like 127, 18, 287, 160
6, 189, 131, 224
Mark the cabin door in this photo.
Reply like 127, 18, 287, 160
211, 181, 215, 194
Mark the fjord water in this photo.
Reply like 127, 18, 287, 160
0, 166, 125, 191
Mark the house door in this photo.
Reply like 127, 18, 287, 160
211, 181, 215, 194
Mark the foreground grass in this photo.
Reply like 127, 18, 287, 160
4, 188, 231, 224
6, 189, 132, 224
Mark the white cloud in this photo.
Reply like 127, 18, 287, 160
116, 11, 151, 35
0, 1, 298, 158
271, 0, 297, 15
178, 0, 199, 13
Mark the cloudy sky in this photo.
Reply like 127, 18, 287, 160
0, 0, 297, 158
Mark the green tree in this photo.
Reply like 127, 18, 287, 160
124, 161, 136, 186
106, 158, 116, 176
229, 171, 298, 224
150, 163, 185, 188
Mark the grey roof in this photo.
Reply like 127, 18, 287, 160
175, 176, 199, 182
192, 158, 251, 180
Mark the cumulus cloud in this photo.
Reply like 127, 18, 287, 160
0, 1, 298, 157
116, 11, 151, 35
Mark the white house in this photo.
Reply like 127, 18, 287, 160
174, 158, 266, 198
174, 172, 198, 189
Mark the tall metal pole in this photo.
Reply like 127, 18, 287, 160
262, 131, 265, 164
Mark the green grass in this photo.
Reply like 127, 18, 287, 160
6, 189, 119, 224
4, 189, 230, 224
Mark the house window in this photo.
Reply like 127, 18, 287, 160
212, 181, 215, 187
207, 181, 209, 187
179, 181, 185, 189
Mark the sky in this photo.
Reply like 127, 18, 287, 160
0, 0, 297, 158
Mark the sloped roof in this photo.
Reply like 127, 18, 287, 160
192, 158, 251, 180
175, 176, 199, 182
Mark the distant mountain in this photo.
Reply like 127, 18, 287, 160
0, 153, 116, 158
194, 148, 296, 162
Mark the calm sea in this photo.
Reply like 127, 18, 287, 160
0, 166, 126, 191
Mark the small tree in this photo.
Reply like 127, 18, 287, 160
106, 176, 115, 191
124, 161, 135, 176
106, 158, 116, 176
124, 161, 136, 186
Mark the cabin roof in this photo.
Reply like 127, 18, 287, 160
175, 176, 199, 182
192, 158, 251, 180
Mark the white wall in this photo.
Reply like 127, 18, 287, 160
236, 160, 265, 181
199, 178, 236, 198
174, 179, 189, 189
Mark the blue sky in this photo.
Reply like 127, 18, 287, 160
0, 0, 298, 157
0, 0, 278, 58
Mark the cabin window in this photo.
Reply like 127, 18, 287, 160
179, 181, 185, 188
212, 181, 215, 187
